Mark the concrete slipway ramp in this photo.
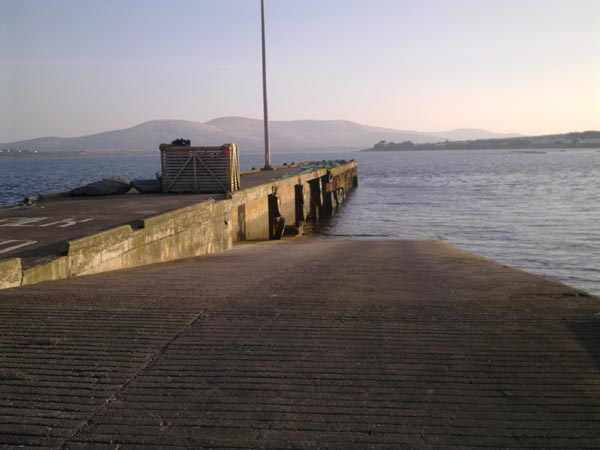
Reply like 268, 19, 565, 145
0, 237, 599, 449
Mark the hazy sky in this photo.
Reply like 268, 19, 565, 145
1, 0, 598, 141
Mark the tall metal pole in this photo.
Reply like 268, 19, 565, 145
261, 0, 273, 170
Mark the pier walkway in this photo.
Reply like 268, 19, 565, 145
0, 167, 302, 270
1, 238, 599, 449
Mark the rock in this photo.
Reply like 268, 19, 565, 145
69, 177, 131, 196
130, 178, 161, 194
37, 191, 70, 201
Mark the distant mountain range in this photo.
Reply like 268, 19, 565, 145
0, 117, 520, 154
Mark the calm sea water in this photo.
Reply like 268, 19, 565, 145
1, 149, 599, 295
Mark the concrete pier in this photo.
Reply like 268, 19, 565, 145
0, 161, 357, 289
0, 238, 599, 449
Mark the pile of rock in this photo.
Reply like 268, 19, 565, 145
37, 176, 162, 202
68, 176, 132, 196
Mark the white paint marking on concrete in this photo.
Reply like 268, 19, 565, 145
0, 240, 37, 254
39, 218, 94, 228
0, 217, 94, 228
0, 217, 49, 227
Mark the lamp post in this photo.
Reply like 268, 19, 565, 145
261, 0, 273, 170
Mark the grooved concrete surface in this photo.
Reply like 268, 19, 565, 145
0, 238, 599, 449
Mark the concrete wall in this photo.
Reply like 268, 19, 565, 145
0, 161, 357, 289
0, 258, 22, 290
233, 162, 357, 241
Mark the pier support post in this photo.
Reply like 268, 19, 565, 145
308, 179, 322, 221
295, 184, 305, 226
268, 193, 285, 240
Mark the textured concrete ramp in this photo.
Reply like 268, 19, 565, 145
0, 239, 599, 449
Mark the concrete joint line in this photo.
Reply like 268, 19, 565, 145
58, 310, 205, 449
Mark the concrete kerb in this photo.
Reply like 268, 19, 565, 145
66, 199, 233, 277
66, 225, 136, 276
139, 199, 220, 237
22, 256, 70, 286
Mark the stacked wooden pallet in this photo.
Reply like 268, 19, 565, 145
160, 144, 241, 193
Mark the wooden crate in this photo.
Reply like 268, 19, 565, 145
160, 144, 240, 193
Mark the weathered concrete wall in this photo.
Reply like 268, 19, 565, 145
229, 162, 358, 241
0, 258, 22, 289
1, 161, 357, 288
64, 199, 233, 277
240, 196, 269, 241
22, 257, 69, 286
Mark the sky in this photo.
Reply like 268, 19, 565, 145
0, 0, 598, 142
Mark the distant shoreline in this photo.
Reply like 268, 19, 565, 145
362, 145, 600, 152
362, 130, 600, 152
